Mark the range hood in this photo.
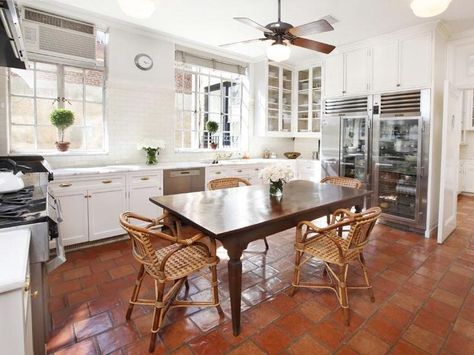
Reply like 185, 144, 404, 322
0, 0, 27, 69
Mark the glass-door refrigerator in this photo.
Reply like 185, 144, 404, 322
321, 96, 372, 188
372, 90, 430, 231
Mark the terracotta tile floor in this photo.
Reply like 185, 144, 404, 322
47, 197, 474, 354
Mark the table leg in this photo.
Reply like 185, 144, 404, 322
227, 247, 243, 336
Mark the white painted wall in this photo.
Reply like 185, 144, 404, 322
449, 32, 474, 161
0, 26, 294, 168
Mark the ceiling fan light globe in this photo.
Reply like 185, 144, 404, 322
118, 0, 156, 19
410, 0, 451, 18
266, 43, 291, 62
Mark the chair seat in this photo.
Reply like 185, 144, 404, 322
303, 232, 360, 266
155, 244, 214, 280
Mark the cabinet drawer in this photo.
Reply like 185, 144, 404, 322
129, 173, 162, 186
50, 176, 125, 193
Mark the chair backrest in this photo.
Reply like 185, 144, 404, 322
320, 176, 362, 189
208, 177, 251, 191
346, 207, 381, 249
119, 212, 177, 278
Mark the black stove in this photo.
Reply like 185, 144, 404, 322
0, 185, 49, 228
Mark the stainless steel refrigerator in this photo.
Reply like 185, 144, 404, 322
321, 90, 430, 232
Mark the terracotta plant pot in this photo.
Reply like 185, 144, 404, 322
55, 141, 70, 152
210, 142, 218, 150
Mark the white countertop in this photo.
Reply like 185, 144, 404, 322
0, 229, 31, 294
53, 158, 320, 177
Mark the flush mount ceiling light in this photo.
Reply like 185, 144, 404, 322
410, 0, 452, 18
118, 0, 156, 19
266, 39, 291, 62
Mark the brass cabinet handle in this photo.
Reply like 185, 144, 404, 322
31, 290, 39, 299
59, 183, 72, 188
102, 180, 112, 184
215, 172, 221, 175
237, 170, 243, 173
140, 177, 150, 181
24, 278, 30, 292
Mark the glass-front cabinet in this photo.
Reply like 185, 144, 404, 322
340, 117, 369, 184
374, 117, 421, 222
296, 66, 322, 136
266, 65, 292, 134
255, 61, 323, 137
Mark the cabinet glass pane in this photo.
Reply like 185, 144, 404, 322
341, 118, 367, 182
268, 65, 279, 89
377, 119, 419, 220
282, 69, 292, 91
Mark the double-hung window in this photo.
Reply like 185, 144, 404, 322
174, 50, 248, 150
8, 61, 106, 153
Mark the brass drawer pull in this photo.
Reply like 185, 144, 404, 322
102, 180, 112, 184
215, 172, 221, 175
237, 170, 243, 173
140, 177, 150, 181
59, 183, 72, 188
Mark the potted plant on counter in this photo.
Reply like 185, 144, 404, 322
50, 108, 75, 152
137, 139, 166, 165
206, 120, 219, 150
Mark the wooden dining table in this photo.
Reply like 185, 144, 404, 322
150, 180, 371, 336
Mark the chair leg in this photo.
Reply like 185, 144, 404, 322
263, 237, 269, 252
339, 264, 350, 326
149, 280, 165, 353
359, 253, 375, 302
126, 264, 145, 320
290, 251, 303, 296
210, 264, 224, 314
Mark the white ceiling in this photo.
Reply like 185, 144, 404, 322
22, 0, 474, 63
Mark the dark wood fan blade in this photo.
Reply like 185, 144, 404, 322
220, 38, 269, 47
289, 19, 334, 37
291, 37, 335, 54
234, 17, 272, 34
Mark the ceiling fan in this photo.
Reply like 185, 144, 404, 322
221, 0, 336, 62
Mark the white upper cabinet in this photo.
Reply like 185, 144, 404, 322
323, 31, 434, 98
323, 49, 370, 98
345, 48, 370, 95
372, 41, 399, 92
399, 33, 432, 89
323, 54, 344, 98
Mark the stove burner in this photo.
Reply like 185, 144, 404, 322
0, 186, 46, 222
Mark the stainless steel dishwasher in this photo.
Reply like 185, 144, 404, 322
163, 167, 205, 195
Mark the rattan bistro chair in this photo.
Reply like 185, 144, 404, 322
208, 177, 269, 252
320, 176, 363, 189
119, 211, 221, 353
291, 207, 381, 326
320, 176, 363, 225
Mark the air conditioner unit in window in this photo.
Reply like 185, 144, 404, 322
20, 7, 103, 68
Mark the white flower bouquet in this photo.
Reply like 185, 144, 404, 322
137, 139, 166, 165
260, 165, 294, 196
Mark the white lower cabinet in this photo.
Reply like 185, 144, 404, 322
128, 172, 163, 219
297, 160, 321, 182
88, 186, 127, 241
54, 189, 89, 246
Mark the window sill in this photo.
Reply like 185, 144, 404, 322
174, 148, 243, 154
8, 150, 109, 157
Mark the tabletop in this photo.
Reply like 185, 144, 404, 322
150, 180, 371, 239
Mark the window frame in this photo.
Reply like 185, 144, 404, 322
174, 64, 245, 152
7, 61, 107, 155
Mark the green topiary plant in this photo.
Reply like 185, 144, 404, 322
206, 120, 219, 135
50, 108, 75, 152
206, 120, 219, 149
